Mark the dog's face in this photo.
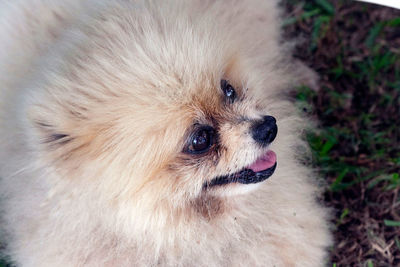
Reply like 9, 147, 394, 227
167, 77, 278, 197
28, 2, 286, 222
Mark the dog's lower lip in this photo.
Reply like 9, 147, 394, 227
204, 162, 277, 188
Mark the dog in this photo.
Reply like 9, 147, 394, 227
0, 0, 331, 266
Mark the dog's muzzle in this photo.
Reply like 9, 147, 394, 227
204, 150, 277, 188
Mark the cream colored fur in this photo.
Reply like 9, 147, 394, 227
0, 0, 332, 266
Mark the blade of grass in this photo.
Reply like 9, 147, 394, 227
386, 17, 400, 27
282, 9, 321, 27
384, 220, 400, 227
330, 168, 349, 191
336, 208, 350, 226
365, 22, 384, 49
314, 0, 335, 15
310, 15, 331, 51
395, 237, 400, 252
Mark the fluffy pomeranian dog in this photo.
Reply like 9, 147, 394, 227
0, 0, 332, 266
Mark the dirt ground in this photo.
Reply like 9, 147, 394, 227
284, 0, 400, 265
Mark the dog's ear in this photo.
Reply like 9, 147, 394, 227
27, 100, 98, 169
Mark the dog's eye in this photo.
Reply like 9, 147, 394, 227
186, 126, 214, 154
220, 79, 236, 103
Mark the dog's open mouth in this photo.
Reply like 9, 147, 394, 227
204, 151, 277, 188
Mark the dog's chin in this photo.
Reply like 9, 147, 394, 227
203, 150, 277, 194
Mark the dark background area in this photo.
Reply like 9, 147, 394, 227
284, 0, 400, 265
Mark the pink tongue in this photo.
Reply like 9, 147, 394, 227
248, 151, 276, 172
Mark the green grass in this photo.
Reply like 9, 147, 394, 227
287, 0, 400, 264
291, 1, 400, 190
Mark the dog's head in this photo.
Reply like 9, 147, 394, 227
26, 1, 291, 225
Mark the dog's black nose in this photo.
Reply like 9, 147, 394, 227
251, 115, 277, 146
